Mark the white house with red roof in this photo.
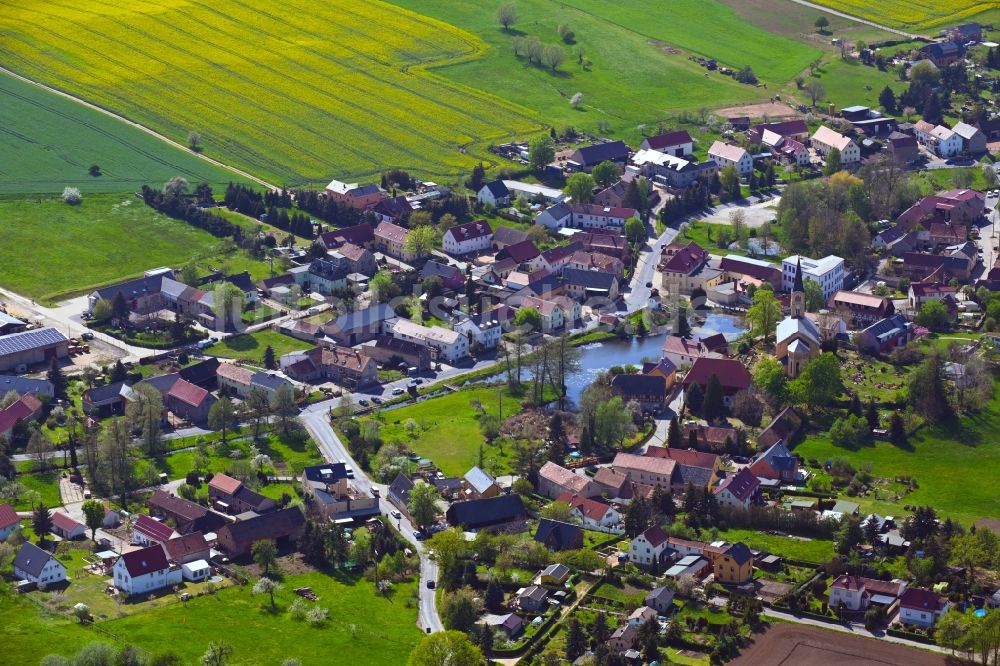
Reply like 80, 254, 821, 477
829, 574, 868, 611
0, 502, 20, 540
0, 392, 44, 439
113, 544, 182, 596
708, 141, 753, 176
681, 357, 752, 407
641, 130, 694, 157
559, 493, 622, 531
50, 512, 86, 540
443, 220, 493, 256
132, 514, 178, 546
810, 126, 861, 164
899, 588, 949, 627
537, 461, 596, 499
712, 468, 760, 510
629, 525, 671, 567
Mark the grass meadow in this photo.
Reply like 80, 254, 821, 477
204, 329, 312, 364
0, 0, 541, 185
0, 73, 245, 195
794, 381, 1000, 526
0, 193, 269, 303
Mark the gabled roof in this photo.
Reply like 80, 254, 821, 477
708, 141, 748, 163
446, 494, 528, 529
644, 130, 693, 150
645, 446, 718, 470
559, 493, 617, 521
374, 221, 409, 244
482, 180, 510, 199
534, 519, 583, 550
660, 242, 708, 274
0, 393, 44, 435
166, 378, 211, 407
682, 357, 752, 393
611, 373, 667, 400
723, 541, 753, 565
118, 544, 171, 577
319, 222, 375, 248
134, 515, 176, 542
0, 328, 68, 356
496, 240, 541, 264
14, 542, 60, 578
811, 126, 854, 151
0, 503, 18, 531
563, 267, 616, 291
388, 473, 415, 505
178, 358, 220, 387
208, 473, 243, 496
0, 375, 52, 397
148, 490, 210, 523
714, 468, 760, 501
162, 532, 209, 562
445, 220, 493, 244
51, 511, 83, 534
900, 587, 946, 611
218, 507, 305, 551
637, 525, 669, 548
776, 314, 821, 347
613, 452, 676, 478
539, 462, 591, 494
573, 140, 630, 166
464, 466, 497, 494
757, 407, 803, 449
492, 226, 529, 246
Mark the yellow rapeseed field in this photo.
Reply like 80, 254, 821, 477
0, 0, 541, 184
810, 0, 998, 31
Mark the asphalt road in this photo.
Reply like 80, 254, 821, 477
625, 223, 678, 313
299, 407, 443, 633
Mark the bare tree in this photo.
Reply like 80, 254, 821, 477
497, 3, 519, 31
803, 81, 826, 107
541, 45, 565, 71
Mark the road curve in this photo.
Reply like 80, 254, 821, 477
0, 65, 279, 192
299, 406, 444, 634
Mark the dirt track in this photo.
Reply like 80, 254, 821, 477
732, 624, 958, 666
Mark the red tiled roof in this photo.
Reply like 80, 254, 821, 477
831, 574, 863, 591
119, 544, 171, 577
900, 587, 947, 611
660, 242, 708, 274
558, 493, 615, 521
217, 362, 254, 386
208, 473, 243, 496
320, 222, 375, 248
682, 357, 752, 393
0, 393, 43, 435
162, 532, 209, 561
166, 378, 210, 407
374, 221, 408, 244
134, 514, 176, 542
0, 502, 19, 530
713, 467, 760, 501
51, 511, 83, 533
640, 525, 669, 547
644, 130, 693, 150
446, 220, 493, 243
645, 446, 718, 470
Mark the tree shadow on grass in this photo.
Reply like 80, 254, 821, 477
219, 334, 260, 353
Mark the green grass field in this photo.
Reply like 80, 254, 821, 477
363, 385, 528, 477
0, 72, 246, 195
0, 0, 540, 185
787, 57, 906, 112
0, 193, 269, 303
794, 382, 1000, 525
4, 570, 420, 665
205, 329, 311, 363
711, 528, 835, 563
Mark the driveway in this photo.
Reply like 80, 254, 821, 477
299, 409, 443, 633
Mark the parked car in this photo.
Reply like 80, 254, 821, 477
371, 396, 383, 404
80, 332, 94, 341
426, 580, 435, 589
358, 399, 369, 407
390, 510, 401, 519
391, 387, 405, 395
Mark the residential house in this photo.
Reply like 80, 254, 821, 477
14, 542, 67, 586
953, 122, 987, 155
0, 392, 44, 439
300, 465, 378, 522
491, 226, 529, 250
748, 441, 800, 482
680, 357, 752, 407
216, 363, 293, 399
113, 545, 182, 595
644, 446, 720, 490
445, 494, 528, 532
325, 180, 385, 209
290, 257, 349, 295
592, 467, 651, 502
0, 503, 19, 540
539, 562, 571, 585
627, 606, 658, 630
630, 150, 713, 190
658, 242, 712, 296
539, 245, 579, 275
477, 180, 511, 207
576, 230, 631, 262
215, 507, 306, 557
751, 120, 809, 144
319, 222, 375, 250
661, 335, 713, 369
534, 519, 584, 551
536, 203, 638, 231
629, 525, 671, 567
87, 267, 174, 316
453, 306, 512, 351
373, 221, 417, 261
569, 250, 625, 278
0, 327, 69, 373
387, 473, 414, 520
562, 267, 618, 301
855, 314, 913, 354
559, 493, 622, 530
641, 130, 693, 156
714, 542, 754, 585
712, 468, 760, 510
908, 282, 957, 310
900, 253, 970, 282
517, 294, 578, 332
642, 358, 678, 389
462, 466, 501, 500
443, 220, 493, 256
929, 125, 964, 157
782, 255, 844, 300
569, 141, 630, 172
829, 574, 867, 611
887, 132, 919, 163
0, 375, 53, 399
132, 515, 177, 546
50, 512, 85, 540
208, 473, 277, 515
148, 490, 227, 535
322, 303, 396, 347
756, 407, 804, 451
681, 424, 738, 452
280, 346, 378, 389
371, 195, 413, 224
828, 291, 894, 327
391, 319, 468, 363
594, 180, 631, 207
708, 141, 753, 176
517, 585, 549, 612
330, 243, 378, 277
612, 453, 675, 492
944, 23, 982, 43
899, 588, 950, 627
161, 376, 217, 424
360, 335, 432, 372
420, 260, 466, 291
483, 613, 525, 639
610, 373, 668, 412
161, 532, 211, 566
917, 41, 963, 67
810, 126, 861, 164
646, 586, 676, 614
537, 461, 596, 499
609, 624, 637, 653
759, 130, 810, 167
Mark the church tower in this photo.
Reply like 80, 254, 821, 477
791, 258, 805, 319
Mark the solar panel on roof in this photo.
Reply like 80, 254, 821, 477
0, 328, 67, 356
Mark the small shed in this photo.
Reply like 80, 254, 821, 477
181, 559, 211, 582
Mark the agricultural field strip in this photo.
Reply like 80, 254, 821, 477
0, 77, 226, 186
808, 0, 994, 30
0, 0, 539, 182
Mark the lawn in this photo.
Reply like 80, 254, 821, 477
205, 328, 311, 363
389, 0, 781, 147
361, 385, 529, 477
14, 470, 64, 510
711, 527, 835, 563
794, 381, 1000, 525
5, 570, 421, 665
0, 193, 269, 303
0, 0, 540, 185
806, 0, 1000, 31
787, 57, 906, 113
0, 72, 247, 195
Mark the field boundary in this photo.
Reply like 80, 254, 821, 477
0, 66, 278, 191
785, 0, 927, 40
